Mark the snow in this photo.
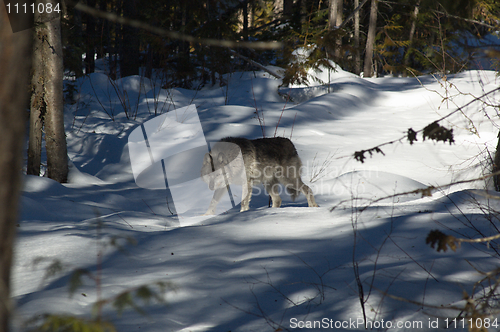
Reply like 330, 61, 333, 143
12, 62, 500, 331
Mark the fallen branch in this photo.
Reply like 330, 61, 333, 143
230, 50, 283, 79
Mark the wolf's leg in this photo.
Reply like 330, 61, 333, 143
240, 180, 253, 212
204, 187, 228, 215
265, 180, 282, 208
283, 177, 319, 208
271, 184, 282, 208
281, 164, 319, 208
299, 182, 319, 207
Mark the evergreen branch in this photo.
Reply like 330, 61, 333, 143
69, 1, 283, 50
92, 280, 177, 317
378, 1, 498, 29
433, 10, 498, 30
33, 314, 116, 332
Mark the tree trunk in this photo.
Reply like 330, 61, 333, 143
97, 0, 107, 59
363, 0, 378, 77
334, 0, 343, 58
73, 3, 84, 77
403, 0, 420, 76
44, 4, 68, 183
328, 0, 344, 59
85, 0, 96, 74
242, 1, 249, 41
27, 22, 45, 176
110, 1, 119, 80
0, 10, 32, 332
328, 0, 340, 30
28, 0, 68, 183
283, 0, 293, 20
493, 131, 500, 192
354, 0, 361, 75
120, 0, 140, 77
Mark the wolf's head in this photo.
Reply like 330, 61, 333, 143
200, 142, 246, 191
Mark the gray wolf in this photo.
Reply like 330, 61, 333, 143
201, 137, 319, 214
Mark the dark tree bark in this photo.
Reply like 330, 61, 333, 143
493, 131, 500, 191
120, 0, 140, 77
27, 24, 44, 176
109, 2, 119, 80
85, 0, 96, 73
283, 0, 293, 19
354, 0, 361, 75
243, 1, 249, 41
28, 0, 68, 183
363, 0, 378, 77
403, 0, 420, 76
275, 0, 293, 21
97, 0, 108, 59
334, 0, 343, 58
44, 6, 68, 183
0, 9, 33, 332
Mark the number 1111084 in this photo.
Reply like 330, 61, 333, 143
6, 3, 61, 14
445, 317, 498, 329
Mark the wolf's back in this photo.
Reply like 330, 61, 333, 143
251, 137, 302, 167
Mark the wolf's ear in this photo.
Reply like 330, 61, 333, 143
217, 152, 226, 165
203, 153, 211, 163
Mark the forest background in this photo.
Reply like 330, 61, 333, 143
63, 0, 500, 88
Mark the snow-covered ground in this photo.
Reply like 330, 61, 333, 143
12, 62, 500, 331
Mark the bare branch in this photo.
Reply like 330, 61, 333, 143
69, 1, 283, 50
338, 0, 370, 30
374, 286, 466, 311
433, 10, 498, 30
352, 86, 500, 163
331, 170, 500, 212
230, 50, 283, 78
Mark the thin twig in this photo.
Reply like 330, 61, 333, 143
231, 50, 282, 79
351, 86, 500, 163
331, 170, 500, 212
